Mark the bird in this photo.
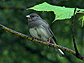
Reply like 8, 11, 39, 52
26, 13, 64, 57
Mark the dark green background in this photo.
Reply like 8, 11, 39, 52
0, 0, 84, 63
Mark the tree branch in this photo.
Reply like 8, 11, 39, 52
71, 8, 84, 59
0, 6, 26, 10
72, 8, 79, 54
0, 24, 84, 61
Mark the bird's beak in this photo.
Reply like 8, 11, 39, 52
26, 15, 30, 18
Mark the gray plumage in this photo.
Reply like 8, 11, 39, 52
26, 13, 64, 57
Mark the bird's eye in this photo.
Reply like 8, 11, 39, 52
31, 15, 34, 18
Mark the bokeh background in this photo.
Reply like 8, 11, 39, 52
0, 0, 84, 63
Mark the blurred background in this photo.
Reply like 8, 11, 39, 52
0, 0, 84, 63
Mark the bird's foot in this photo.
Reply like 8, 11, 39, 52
48, 40, 51, 43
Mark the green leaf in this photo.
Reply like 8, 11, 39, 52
27, 2, 84, 22
78, 16, 84, 27
82, 16, 84, 27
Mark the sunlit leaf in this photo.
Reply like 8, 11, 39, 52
27, 2, 84, 22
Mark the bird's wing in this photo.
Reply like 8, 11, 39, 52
41, 20, 58, 43
48, 27, 57, 43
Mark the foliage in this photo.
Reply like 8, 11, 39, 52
28, 2, 84, 22
78, 16, 84, 27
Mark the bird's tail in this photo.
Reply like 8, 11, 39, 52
55, 48, 64, 57
51, 38, 64, 57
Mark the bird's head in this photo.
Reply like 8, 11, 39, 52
26, 13, 41, 22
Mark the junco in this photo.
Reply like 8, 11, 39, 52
26, 13, 64, 57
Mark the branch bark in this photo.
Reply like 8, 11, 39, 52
0, 6, 26, 10
0, 24, 84, 61
71, 8, 84, 60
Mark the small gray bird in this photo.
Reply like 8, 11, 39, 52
26, 13, 64, 57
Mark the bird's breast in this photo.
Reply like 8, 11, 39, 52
29, 25, 51, 41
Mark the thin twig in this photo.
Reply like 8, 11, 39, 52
71, 8, 84, 59
0, 6, 26, 10
72, 8, 79, 54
